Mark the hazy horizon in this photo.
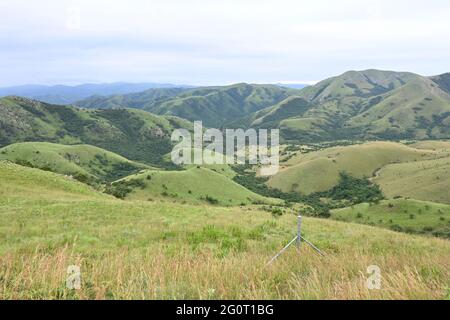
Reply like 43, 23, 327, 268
0, 80, 315, 88
4, 67, 450, 89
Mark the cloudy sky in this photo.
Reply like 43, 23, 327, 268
1, 0, 449, 86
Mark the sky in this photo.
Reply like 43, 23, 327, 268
0, 0, 450, 86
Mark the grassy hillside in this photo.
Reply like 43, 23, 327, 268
409, 140, 450, 151
246, 70, 450, 142
77, 83, 297, 127
332, 199, 450, 238
348, 77, 450, 139
115, 166, 279, 206
374, 156, 450, 204
0, 162, 449, 299
0, 96, 192, 167
267, 141, 440, 195
0, 142, 149, 183
0, 161, 110, 201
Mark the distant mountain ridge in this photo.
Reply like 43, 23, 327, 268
77, 83, 298, 127
244, 70, 450, 142
0, 82, 193, 105
75, 71, 450, 141
2, 70, 450, 146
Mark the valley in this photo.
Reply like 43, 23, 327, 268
1, 69, 450, 300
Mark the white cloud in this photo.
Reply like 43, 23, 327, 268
0, 0, 449, 85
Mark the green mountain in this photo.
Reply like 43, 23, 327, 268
0, 142, 150, 183
0, 96, 192, 167
76, 83, 298, 127
75, 71, 450, 141
76, 87, 189, 109
246, 70, 450, 142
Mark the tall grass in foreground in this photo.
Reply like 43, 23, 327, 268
1, 240, 448, 299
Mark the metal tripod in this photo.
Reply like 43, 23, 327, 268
266, 215, 325, 266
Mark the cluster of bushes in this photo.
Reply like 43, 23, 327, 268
201, 195, 220, 205
13, 159, 49, 171
284, 145, 302, 152
262, 206, 284, 217
103, 162, 142, 182
105, 178, 146, 199
232, 166, 384, 217
389, 224, 450, 239
94, 154, 109, 166
232, 165, 331, 217
71, 172, 93, 184
316, 172, 384, 204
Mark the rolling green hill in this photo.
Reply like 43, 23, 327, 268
0, 160, 110, 201
0, 96, 192, 167
114, 166, 279, 206
267, 141, 441, 195
373, 156, 450, 204
332, 199, 450, 238
76, 83, 298, 127
0, 142, 150, 183
246, 70, 450, 142
0, 161, 449, 299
